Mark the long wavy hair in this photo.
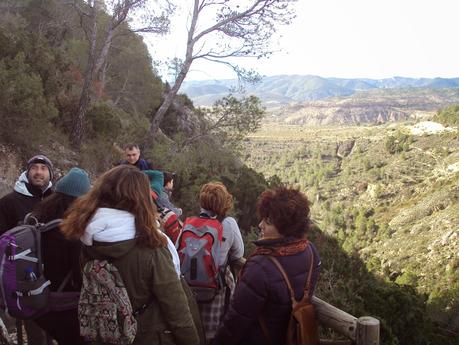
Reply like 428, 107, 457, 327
61, 165, 166, 248
199, 182, 233, 219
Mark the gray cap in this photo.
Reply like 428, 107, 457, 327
27, 155, 54, 180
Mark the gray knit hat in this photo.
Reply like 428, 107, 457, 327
27, 155, 54, 180
55, 168, 91, 197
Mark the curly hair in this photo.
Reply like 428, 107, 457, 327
199, 182, 233, 219
61, 165, 166, 248
256, 187, 310, 238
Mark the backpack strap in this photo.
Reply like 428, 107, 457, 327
267, 256, 297, 306
39, 219, 62, 233
22, 215, 61, 233
304, 245, 315, 295
22, 212, 38, 226
268, 244, 315, 304
56, 270, 73, 292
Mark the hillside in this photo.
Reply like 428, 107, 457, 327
243, 121, 459, 338
280, 88, 459, 126
181, 75, 459, 107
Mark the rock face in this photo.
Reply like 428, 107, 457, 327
286, 105, 413, 126
336, 139, 356, 158
280, 88, 459, 125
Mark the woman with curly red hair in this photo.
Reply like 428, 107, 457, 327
213, 187, 321, 345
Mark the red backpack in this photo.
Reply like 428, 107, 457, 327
159, 208, 182, 244
176, 216, 223, 302
151, 191, 182, 244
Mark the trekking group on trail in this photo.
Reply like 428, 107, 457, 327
0, 144, 321, 345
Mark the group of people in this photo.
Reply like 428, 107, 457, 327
0, 144, 321, 345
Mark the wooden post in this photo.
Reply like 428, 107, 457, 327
356, 316, 380, 345
312, 296, 358, 340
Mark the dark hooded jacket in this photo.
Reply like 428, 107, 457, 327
213, 237, 321, 345
82, 238, 200, 345
0, 172, 52, 234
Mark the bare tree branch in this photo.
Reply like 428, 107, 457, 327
145, 0, 296, 147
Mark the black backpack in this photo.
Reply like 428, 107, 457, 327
0, 215, 79, 319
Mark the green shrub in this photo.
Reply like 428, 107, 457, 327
0, 53, 58, 154
435, 104, 459, 126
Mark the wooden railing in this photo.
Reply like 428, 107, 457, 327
313, 296, 380, 345
232, 257, 380, 345
1, 262, 380, 345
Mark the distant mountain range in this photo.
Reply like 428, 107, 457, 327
181, 75, 459, 107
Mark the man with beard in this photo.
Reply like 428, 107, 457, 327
0, 155, 54, 233
0, 154, 54, 345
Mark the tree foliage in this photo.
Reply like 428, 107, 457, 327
182, 94, 265, 149
0, 0, 166, 165
0, 53, 58, 154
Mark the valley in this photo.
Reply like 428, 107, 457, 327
243, 121, 459, 330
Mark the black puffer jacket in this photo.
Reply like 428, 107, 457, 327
213, 237, 320, 345
0, 172, 52, 233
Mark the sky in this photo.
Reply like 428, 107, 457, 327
144, 0, 459, 81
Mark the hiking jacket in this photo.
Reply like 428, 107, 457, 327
213, 237, 321, 345
81, 208, 200, 345
0, 172, 52, 234
158, 190, 182, 217
119, 158, 152, 171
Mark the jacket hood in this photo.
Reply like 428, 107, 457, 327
82, 207, 181, 276
14, 171, 52, 197
81, 208, 137, 246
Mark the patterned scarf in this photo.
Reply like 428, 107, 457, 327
238, 238, 309, 281
250, 238, 309, 257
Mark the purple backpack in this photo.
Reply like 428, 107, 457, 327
0, 215, 79, 319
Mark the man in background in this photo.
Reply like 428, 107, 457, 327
0, 154, 54, 345
120, 143, 152, 171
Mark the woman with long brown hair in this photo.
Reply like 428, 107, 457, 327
61, 165, 199, 345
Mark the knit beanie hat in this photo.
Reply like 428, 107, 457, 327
144, 170, 164, 196
27, 155, 54, 180
55, 168, 91, 197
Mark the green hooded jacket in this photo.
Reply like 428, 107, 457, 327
82, 239, 200, 345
